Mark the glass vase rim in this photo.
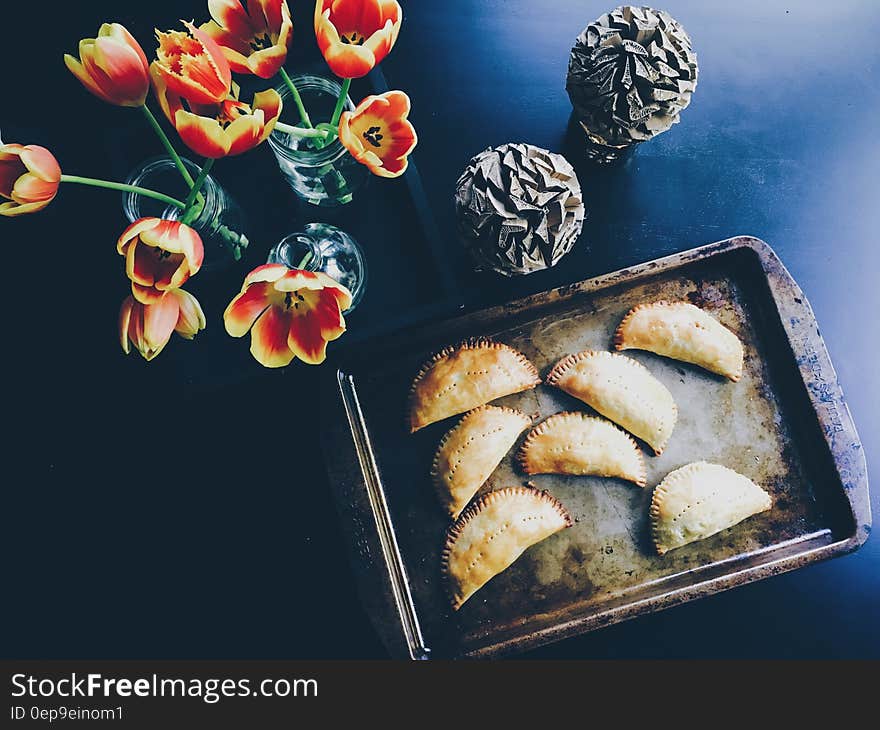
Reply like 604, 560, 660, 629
274, 231, 324, 272
268, 73, 355, 167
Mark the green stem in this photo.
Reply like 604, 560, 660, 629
140, 105, 195, 187
296, 252, 313, 270
329, 77, 351, 129
59, 174, 186, 209
274, 121, 330, 139
180, 159, 215, 224
279, 67, 313, 129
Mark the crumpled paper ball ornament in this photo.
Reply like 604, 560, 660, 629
566, 6, 698, 160
454, 143, 586, 276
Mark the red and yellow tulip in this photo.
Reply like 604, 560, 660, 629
153, 21, 232, 105
338, 90, 416, 177
315, 0, 402, 78
119, 288, 206, 361
64, 23, 151, 107
201, 0, 294, 79
224, 263, 352, 368
117, 218, 204, 304
0, 144, 61, 217
152, 66, 282, 158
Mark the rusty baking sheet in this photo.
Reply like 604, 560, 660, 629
320, 236, 870, 659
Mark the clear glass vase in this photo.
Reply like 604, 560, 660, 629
123, 156, 248, 272
268, 74, 369, 207
266, 223, 367, 312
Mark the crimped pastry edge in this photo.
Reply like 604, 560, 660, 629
649, 461, 770, 556
407, 337, 541, 433
545, 349, 656, 385
613, 300, 685, 351
516, 412, 647, 487
441, 486, 572, 610
544, 350, 678, 455
613, 300, 744, 382
430, 405, 532, 517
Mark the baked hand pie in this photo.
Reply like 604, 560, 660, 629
442, 487, 571, 610
546, 351, 677, 455
432, 406, 532, 519
408, 338, 540, 432
518, 412, 646, 486
614, 301, 744, 381
650, 462, 772, 555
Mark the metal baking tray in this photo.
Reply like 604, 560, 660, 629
320, 236, 870, 659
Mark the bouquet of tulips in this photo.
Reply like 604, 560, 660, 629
0, 0, 416, 367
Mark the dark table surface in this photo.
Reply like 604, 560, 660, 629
3, 0, 877, 659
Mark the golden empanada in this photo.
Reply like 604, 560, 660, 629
546, 351, 677, 455
650, 462, 772, 555
518, 412, 646, 486
408, 338, 540, 432
442, 487, 572, 610
432, 406, 532, 519
614, 301, 744, 381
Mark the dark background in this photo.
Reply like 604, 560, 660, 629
2, 0, 877, 659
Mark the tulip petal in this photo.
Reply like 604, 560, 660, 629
362, 21, 394, 66
172, 289, 207, 339
314, 273, 353, 312
119, 296, 134, 354
92, 35, 150, 106
323, 42, 375, 79
243, 263, 288, 287
326, 0, 366, 34
0, 144, 26, 158
253, 89, 282, 141
370, 154, 408, 178
208, 0, 256, 39
141, 293, 180, 360
200, 19, 249, 54
246, 43, 288, 79
77, 39, 121, 101
174, 110, 230, 159
128, 298, 146, 354
254, 0, 284, 34
0, 199, 51, 216
310, 288, 347, 342
148, 64, 182, 123
201, 19, 253, 72
131, 282, 165, 305
155, 253, 190, 290
287, 310, 329, 365
224, 112, 263, 157
105, 23, 150, 74
12, 173, 58, 203
224, 281, 273, 337
19, 146, 61, 183
273, 269, 326, 292
250, 305, 296, 368
126, 241, 157, 286
327, 284, 353, 317
65, 53, 115, 105
117, 217, 160, 255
